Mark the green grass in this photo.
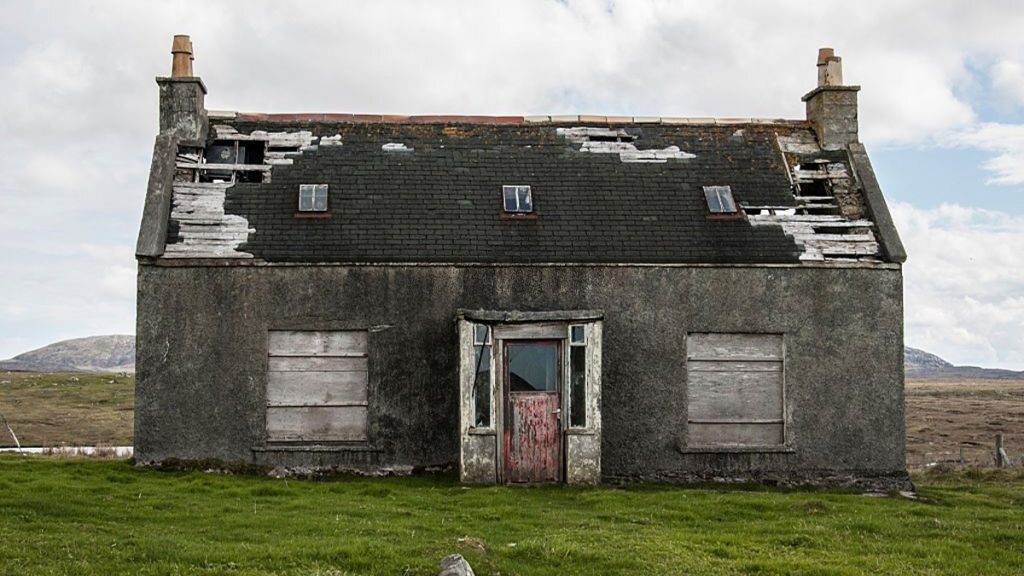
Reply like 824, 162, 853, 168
0, 372, 134, 447
0, 457, 1022, 575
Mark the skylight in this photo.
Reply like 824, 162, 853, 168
298, 184, 329, 212
502, 185, 533, 214
703, 185, 737, 214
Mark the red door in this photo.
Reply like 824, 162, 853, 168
503, 340, 562, 483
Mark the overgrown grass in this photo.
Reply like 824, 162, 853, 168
0, 456, 1022, 575
0, 372, 134, 447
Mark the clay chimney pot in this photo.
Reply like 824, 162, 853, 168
171, 34, 193, 77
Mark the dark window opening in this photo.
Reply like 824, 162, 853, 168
471, 323, 493, 428
796, 178, 830, 198
200, 140, 266, 183
703, 185, 738, 214
586, 133, 636, 143
474, 343, 491, 427
502, 185, 534, 214
569, 326, 587, 428
507, 342, 558, 392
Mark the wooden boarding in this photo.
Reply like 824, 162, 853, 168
267, 371, 368, 406
493, 323, 565, 340
688, 360, 781, 373
687, 333, 783, 361
689, 422, 784, 446
268, 331, 367, 357
268, 356, 367, 372
266, 330, 370, 442
687, 369, 783, 421
266, 406, 367, 442
686, 333, 785, 448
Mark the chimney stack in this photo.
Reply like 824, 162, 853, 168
802, 47, 860, 150
156, 35, 208, 146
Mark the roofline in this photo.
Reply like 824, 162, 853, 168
141, 258, 901, 270
209, 110, 809, 126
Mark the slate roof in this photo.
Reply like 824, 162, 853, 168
162, 117, 828, 264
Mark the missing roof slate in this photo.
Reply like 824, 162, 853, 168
382, 142, 414, 153
556, 127, 696, 163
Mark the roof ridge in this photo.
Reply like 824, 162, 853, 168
209, 110, 807, 126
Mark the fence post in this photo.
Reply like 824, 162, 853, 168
996, 434, 1012, 468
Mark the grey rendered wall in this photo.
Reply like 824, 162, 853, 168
135, 264, 904, 480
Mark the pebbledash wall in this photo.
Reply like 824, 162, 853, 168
135, 263, 907, 486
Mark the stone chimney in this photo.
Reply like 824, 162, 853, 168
156, 35, 208, 146
802, 47, 860, 150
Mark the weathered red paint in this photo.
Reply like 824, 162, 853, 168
502, 339, 562, 483
504, 391, 561, 483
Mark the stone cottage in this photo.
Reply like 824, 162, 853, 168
136, 36, 909, 488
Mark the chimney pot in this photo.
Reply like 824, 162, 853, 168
817, 47, 835, 66
816, 46, 843, 87
171, 34, 193, 77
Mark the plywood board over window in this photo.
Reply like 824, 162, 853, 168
266, 330, 368, 442
686, 333, 784, 448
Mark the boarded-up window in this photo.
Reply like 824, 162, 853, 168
686, 333, 784, 447
266, 330, 368, 442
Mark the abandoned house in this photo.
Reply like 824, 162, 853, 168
135, 36, 909, 489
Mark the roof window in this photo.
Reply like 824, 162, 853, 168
502, 185, 533, 214
298, 184, 329, 213
703, 185, 738, 214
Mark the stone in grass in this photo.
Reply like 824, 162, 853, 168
438, 554, 475, 576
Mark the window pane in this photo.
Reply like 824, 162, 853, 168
517, 186, 533, 212
719, 189, 736, 212
474, 344, 491, 427
570, 346, 586, 427
704, 188, 723, 212
503, 187, 518, 212
473, 324, 489, 345
507, 342, 558, 392
570, 325, 585, 345
313, 194, 327, 211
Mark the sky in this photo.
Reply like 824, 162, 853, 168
1, 0, 1023, 369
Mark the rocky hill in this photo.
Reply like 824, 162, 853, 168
0, 335, 135, 373
904, 346, 1024, 379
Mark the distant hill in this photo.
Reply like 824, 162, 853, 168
904, 346, 1024, 379
0, 335, 135, 373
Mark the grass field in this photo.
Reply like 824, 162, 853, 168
0, 372, 134, 447
0, 456, 1022, 575
1, 374, 1023, 573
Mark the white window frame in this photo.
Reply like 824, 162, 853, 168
703, 185, 738, 214
502, 185, 534, 213
299, 184, 330, 212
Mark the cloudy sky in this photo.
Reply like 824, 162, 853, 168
1, 0, 1023, 369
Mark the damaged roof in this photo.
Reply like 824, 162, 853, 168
149, 116, 896, 265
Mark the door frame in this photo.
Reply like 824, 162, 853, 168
457, 310, 603, 485
501, 338, 564, 483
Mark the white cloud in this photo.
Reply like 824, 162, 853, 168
946, 122, 1024, 185
992, 59, 1024, 105
893, 202, 1024, 370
